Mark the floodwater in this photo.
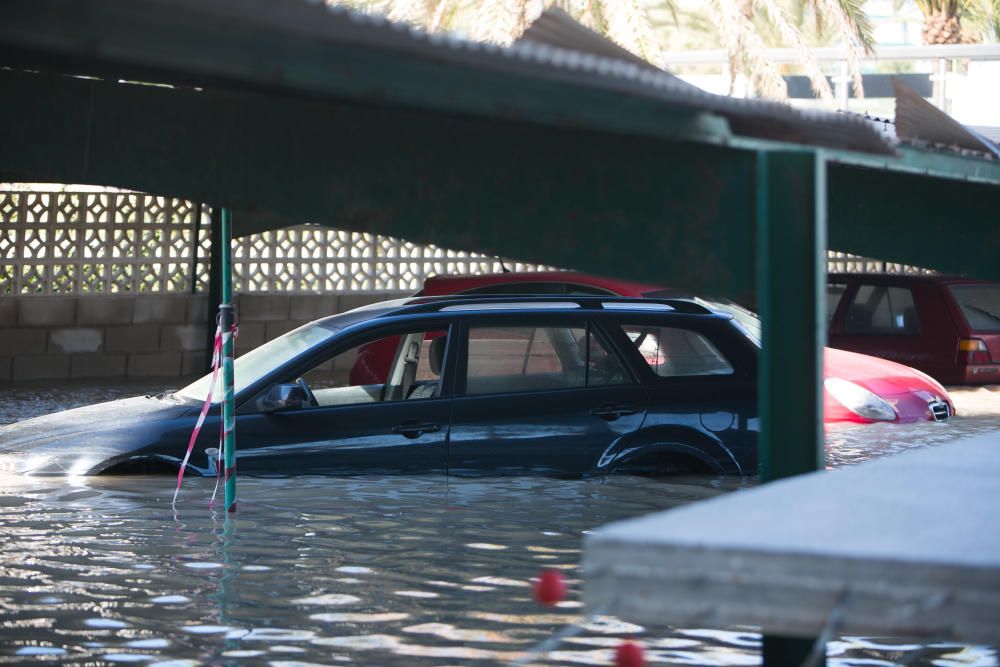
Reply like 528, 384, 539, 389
0, 381, 998, 666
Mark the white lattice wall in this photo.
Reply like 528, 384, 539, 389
0, 190, 208, 295
827, 251, 934, 275
0, 189, 548, 295
1, 188, 931, 296
230, 227, 546, 293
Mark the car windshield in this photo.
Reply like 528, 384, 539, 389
642, 290, 761, 346
175, 322, 340, 403
950, 285, 1000, 331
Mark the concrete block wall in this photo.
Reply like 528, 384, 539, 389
0, 292, 407, 384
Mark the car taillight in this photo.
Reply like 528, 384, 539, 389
957, 338, 992, 364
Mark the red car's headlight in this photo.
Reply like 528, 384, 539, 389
824, 378, 897, 422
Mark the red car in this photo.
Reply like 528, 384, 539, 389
828, 273, 1000, 385
351, 271, 955, 424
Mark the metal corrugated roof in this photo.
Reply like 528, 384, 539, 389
513, 7, 896, 154
0, 0, 891, 154
894, 78, 1000, 158
517, 7, 673, 74
970, 126, 1000, 144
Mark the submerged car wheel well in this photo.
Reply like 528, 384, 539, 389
615, 451, 714, 476
100, 458, 180, 476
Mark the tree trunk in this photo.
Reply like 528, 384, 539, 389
922, 10, 962, 44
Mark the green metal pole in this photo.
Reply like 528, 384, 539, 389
756, 150, 827, 666
220, 207, 237, 513
206, 208, 223, 366
757, 149, 826, 480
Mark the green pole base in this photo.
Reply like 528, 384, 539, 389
762, 635, 822, 667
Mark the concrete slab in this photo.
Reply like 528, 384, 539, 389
583, 431, 1000, 644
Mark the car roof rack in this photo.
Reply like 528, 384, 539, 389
390, 294, 717, 316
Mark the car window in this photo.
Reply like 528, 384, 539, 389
463, 324, 626, 395
949, 285, 1000, 331
619, 325, 734, 377
827, 283, 848, 327
177, 322, 337, 403
288, 328, 448, 408
641, 290, 761, 346
465, 326, 584, 395
587, 328, 631, 386
844, 285, 920, 335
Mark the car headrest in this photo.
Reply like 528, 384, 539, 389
428, 336, 446, 375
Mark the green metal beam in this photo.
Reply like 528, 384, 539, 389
0, 69, 758, 303
0, 0, 730, 147
829, 164, 1000, 280
827, 144, 1000, 186
728, 136, 1000, 186
762, 635, 817, 667
756, 149, 827, 665
757, 149, 826, 481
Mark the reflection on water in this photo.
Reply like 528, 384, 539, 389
0, 381, 998, 666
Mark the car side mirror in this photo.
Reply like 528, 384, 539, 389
260, 383, 308, 412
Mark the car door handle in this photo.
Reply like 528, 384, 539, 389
590, 404, 638, 421
391, 422, 441, 439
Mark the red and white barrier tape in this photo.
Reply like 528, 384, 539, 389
172, 323, 237, 509
211, 324, 237, 511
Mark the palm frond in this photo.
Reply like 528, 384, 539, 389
988, 0, 1000, 39
385, 0, 432, 23
471, 0, 526, 44
753, 0, 835, 102
963, 0, 1000, 41
660, 0, 680, 26
521, 0, 547, 34
813, 0, 868, 99
913, 0, 949, 14
599, 0, 664, 66
428, 0, 452, 30
711, 0, 788, 99
830, 0, 876, 52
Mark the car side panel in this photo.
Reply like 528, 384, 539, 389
829, 280, 924, 366
828, 277, 964, 383
230, 400, 450, 475
448, 386, 647, 475
598, 315, 758, 475
619, 380, 757, 474
447, 316, 648, 475
939, 284, 1000, 384
915, 283, 966, 383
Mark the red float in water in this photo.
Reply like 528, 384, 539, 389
532, 569, 567, 606
615, 640, 645, 667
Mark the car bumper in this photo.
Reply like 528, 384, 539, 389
825, 391, 953, 424
958, 364, 1000, 384
891, 391, 954, 423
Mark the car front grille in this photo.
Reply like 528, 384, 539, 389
928, 398, 950, 422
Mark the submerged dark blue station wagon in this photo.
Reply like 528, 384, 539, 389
0, 297, 759, 477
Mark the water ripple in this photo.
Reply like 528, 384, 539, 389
1, 381, 997, 666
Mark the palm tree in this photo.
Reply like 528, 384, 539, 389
341, 0, 876, 102
917, 0, 965, 43
914, 0, 1000, 43
708, 0, 874, 100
